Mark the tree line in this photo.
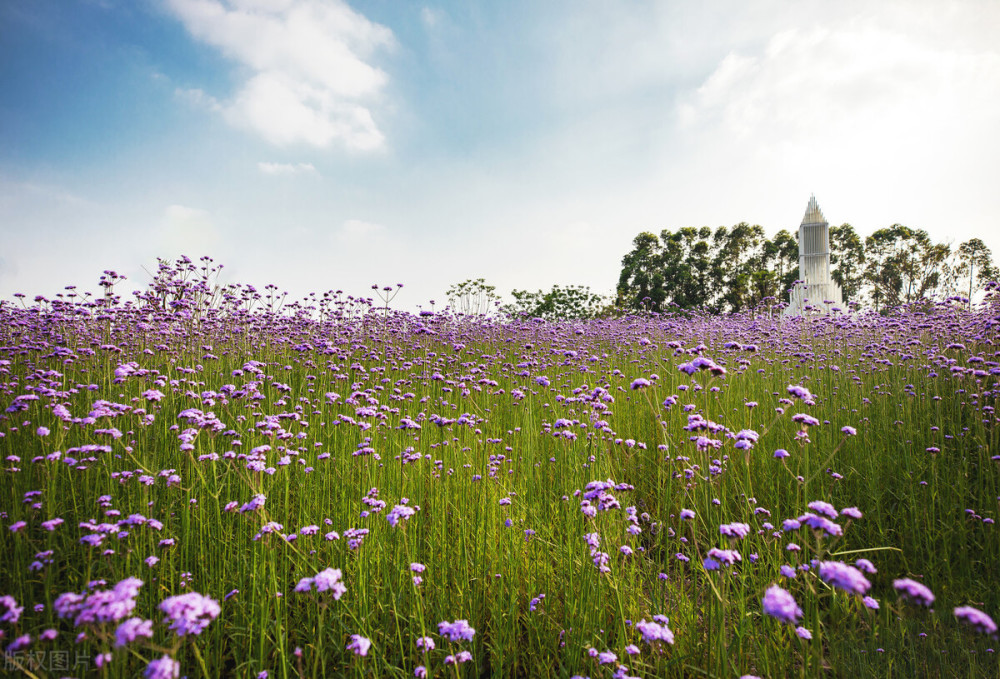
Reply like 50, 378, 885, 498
443, 224, 996, 320
616, 223, 997, 314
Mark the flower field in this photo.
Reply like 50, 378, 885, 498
2, 260, 999, 678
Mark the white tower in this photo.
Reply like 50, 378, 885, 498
785, 195, 843, 315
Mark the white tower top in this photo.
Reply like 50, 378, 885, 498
801, 194, 827, 226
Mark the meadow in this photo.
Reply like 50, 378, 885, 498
1, 259, 999, 678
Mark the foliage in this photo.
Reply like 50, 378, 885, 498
505, 284, 608, 321
446, 278, 500, 316
618, 222, 997, 314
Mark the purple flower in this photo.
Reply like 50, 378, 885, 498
438, 619, 476, 642
314, 568, 347, 599
807, 501, 838, 520
115, 617, 154, 647
954, 606, 998, 636
720, 522, 751, 539
347, 634, 371, 656
774, 449, 790, 459
145, 655, 181, 679
855, 558, 877, 574
818, 562, 871, 596
762, 585, 803, 625
597, 650, 618, 664
6, 634, 31, 653
0, 595, 24, 624
416, 636, 435, 651
787, 385, 812, 401
795, 626, 812, 640
893, 578, 935, 606
707, 547, 741, 565
679, 509, 695, 520
630, 378, 651, 390
635, 618, 674, 645
386, 504, 417, 527
159, 592, 220, 636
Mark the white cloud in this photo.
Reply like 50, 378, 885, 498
678, 22, 1000, 147
165, 0, 394, 150
174, 87, 223, 112
256, 161, 316, 175
160, 204, 221, 256
338, 218, 386, 241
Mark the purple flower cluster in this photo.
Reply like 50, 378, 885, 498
159, 592, 221, 637
893, 578, 935, 606
762, 585, 803, 625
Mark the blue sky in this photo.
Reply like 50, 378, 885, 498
2, 0, 999, 309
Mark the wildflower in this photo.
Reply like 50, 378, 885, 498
115, 618, 154, 647
416, 636, 435, 651
954, 606, 998, 636
347, 634, 371, 656
774, 449, 789, 459
438, 619, 475, 642
630, 378, 651, 390
144, 655, 180, 679
159, 592, 220, 636
635, 618, 674, 645
855, 558, 877, 574
0, 595, 23, 624
679, 509, 695, 520
893, 578, 935, 606
597, 650, 618, 664
762, 585, 803, 625
796, 626, 812, 640
807, 501, 838, 520
386, 504, 417, 527
818, 561, 871, 596
720, 522, 751, 539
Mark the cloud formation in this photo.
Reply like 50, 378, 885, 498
256, 161, 316, 175
159, 204, 221, 256
165, 0, 394, 150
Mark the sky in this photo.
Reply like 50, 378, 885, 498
2, 0, 999, 310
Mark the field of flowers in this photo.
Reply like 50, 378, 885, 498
2, 259, 999, 678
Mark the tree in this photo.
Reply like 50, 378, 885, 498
956, 238, 999, 308
829, 224, 865, 302
764, 229, 799, 292
617, 232, 666, 311
505, 285, 608, 320
711, 222, 766, 312
446, 278, 500, 316
864, 226, 906, 311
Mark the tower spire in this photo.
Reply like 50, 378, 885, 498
802, 195, 827, 226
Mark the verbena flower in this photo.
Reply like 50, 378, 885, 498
438, 619, 475, 642
347, 634, 371, 656
114, 617, 153, 647
893, 578, 935, 606
818, 561, 871, 596
159, 592, 220, 636
144, 655, 180, 679
762, 585, 802, 625
954, 606, 998, 636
